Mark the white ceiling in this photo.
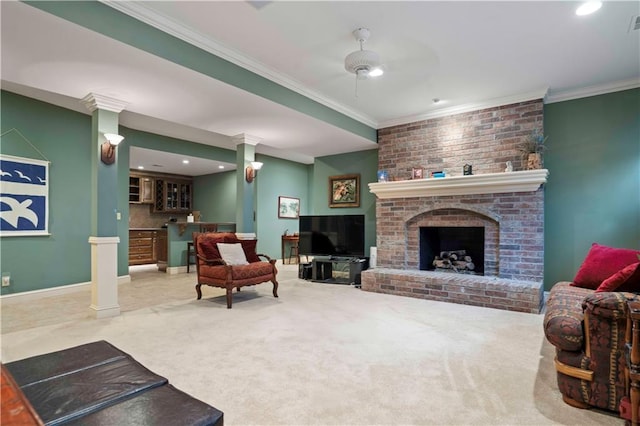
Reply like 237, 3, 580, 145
2, 1, 639, 175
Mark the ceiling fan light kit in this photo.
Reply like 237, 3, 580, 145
344, 27, 384, 80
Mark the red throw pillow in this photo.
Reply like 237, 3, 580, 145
198, 239, 221, 260
240, 240, 261, 263
571, 243, 640, 289
596, 262, 640, 292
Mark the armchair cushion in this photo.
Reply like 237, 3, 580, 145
231, 262, 274, 280
571, 243, 640, 290
596, 262, 640, 293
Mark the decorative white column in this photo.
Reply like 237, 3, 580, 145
88, 236, 120, 318
82, 93, 128, 319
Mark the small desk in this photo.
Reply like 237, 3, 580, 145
281, 235, 299, 264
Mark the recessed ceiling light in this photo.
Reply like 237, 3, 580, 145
182, 159, 189, 164
576, 1, 602, 16
218, 165, 225, 169
137, 166, 144, 170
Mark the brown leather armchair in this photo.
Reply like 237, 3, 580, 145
193, 232, 278, 308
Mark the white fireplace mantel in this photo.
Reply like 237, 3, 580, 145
368, 169, 549, 199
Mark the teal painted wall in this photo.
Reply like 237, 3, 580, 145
254, 155, 310, 259
193, 170, 237, 223
544, 88, 640, 290
311, 150, 379, 257
1, 91, 93, 294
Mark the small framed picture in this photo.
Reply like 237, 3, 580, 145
329, 174, 360, 208
278, 196, 300, 219
412, 167, 424, 179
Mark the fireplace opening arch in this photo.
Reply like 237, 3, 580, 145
406, 207, 499, 277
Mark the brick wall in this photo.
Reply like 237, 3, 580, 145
374, 99, 544, 283
378, 99, 543, 179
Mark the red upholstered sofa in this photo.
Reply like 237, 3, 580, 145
543, 243, 640, 416
193, 232, 278, 308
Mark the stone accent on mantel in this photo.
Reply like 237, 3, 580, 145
368, 169, 548, 199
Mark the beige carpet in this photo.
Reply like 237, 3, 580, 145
1, 264, 619, 425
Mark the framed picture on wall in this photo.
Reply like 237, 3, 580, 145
329, 174, 360, 208
278, 196, 300, 219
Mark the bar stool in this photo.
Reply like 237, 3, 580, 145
187, 242, 196, 273
187, 225, 218, 272
288, 243, 299, 264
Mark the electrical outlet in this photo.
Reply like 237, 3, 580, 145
1, 274, 10, 287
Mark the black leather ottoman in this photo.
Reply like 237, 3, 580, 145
65, 384, 223, 426
5, 341, 223, 426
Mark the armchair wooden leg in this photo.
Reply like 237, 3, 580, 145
226, 288, 233, 309
196, 284, 202, 300
272, 279, 279, 298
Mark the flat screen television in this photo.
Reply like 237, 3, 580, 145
298, 215, 365, 257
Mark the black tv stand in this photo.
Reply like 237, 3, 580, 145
310, 256, 368, 286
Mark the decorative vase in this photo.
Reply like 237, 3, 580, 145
526, 153, 542, 170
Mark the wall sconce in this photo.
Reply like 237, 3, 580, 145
245, 161, 263, 183
101, 133, 124, 165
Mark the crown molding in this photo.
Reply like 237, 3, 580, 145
81, 93, 129, 113
101, 0, 378, 128
232, 133, 262, 146
545, 78, 640, 104
377, 89, 549, 129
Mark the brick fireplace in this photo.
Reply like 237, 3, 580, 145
361, 99, 546, 313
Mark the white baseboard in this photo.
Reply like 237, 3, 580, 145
166, 266, 188, 275
0, 275, 131, 305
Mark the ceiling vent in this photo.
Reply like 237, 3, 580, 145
630, 15, 640, 32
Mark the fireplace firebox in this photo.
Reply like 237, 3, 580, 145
419, 227, 485, 275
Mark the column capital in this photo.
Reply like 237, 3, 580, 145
81, 93, 129, 113
232, 133, 262, 146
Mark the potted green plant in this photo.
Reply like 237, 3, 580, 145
518, 130, 547, 170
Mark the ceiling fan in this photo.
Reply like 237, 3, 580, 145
344, 27, 384, 80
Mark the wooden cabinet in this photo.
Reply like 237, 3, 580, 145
130, 172, 192, 209
129, 174, 154, 204
129, 229, 167, 266
129, 230, 155, 265
152, 177, 192, 213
